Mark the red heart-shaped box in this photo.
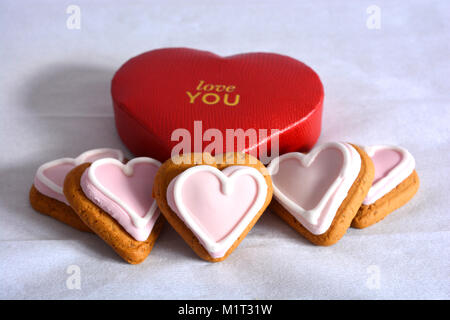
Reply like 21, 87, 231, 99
111, 48, 324, 162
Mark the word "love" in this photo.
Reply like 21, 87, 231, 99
186, 80, 240, 106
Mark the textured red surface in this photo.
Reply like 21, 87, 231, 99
111, 48, 324, 162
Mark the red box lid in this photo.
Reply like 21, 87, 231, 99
112, 48, 324, 163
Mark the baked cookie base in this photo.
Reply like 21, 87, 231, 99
352, 170, 419, 229
152, 152, 273, 262
29, 184, 92, 233
63, 163, 164, 264
269, 144, 375, 246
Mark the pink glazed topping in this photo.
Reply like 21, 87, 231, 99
80, 157, 161, 241
271, 147, 344, 210
34, 148, 124, 205
167, 165, 268, 258
363, 145, 415, 205
267, 142, 362, 235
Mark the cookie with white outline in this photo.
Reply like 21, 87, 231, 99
153, 152, 273, 262
267, 142, 374, 246
64, 157, 163, 264
30, 148, 124, 232
352, 145, 419, 229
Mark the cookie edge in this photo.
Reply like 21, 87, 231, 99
29, 184, 92, 233
351, 170, 420, 229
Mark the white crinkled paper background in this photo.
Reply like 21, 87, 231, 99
0, 0, 449, 299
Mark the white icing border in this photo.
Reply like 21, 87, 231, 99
170, 165, 268, 257
36, 148, 124, 195
267, 142, 361, 235
87, 157, 161, 229
363, 145, 415, 205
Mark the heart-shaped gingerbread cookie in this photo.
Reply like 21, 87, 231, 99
268, 142, 374, 245
352, 145, 419, 228
153, 152, 273, 262
64, 157, 164, 264
30, 148, 124, 232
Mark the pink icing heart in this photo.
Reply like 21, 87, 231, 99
80, 157, 161, 241
166, 165, 268, 258
270, 147, 344, 210
363, 145, 415, 205
267, 142, 361, 235
371, 148, 402, 184
42, 163, 77, 191
34, 148, 124, 205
